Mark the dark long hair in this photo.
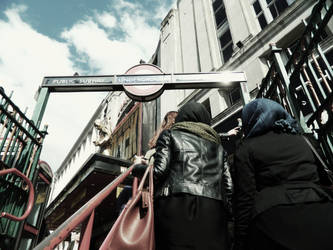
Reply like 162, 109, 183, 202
148, 111, 178, 148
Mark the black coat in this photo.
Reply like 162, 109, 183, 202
233, 131, 331, 249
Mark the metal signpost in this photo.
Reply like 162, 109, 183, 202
32, 64, 249, 130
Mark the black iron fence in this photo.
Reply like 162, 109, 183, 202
257, 0, 333, 167
0, 88, 48, 247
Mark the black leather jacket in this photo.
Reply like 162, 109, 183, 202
153, 129, 233, 204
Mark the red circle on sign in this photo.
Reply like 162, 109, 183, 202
123, 64, 164, 102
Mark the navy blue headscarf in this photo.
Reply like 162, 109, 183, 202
242, 98, 300, 138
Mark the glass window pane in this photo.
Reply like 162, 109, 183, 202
220, 29, 232, 47
253, 1, 262, 15
222, 43, 234, 62
276, 0, 289, 15
258, 14, 268, 29
269, 5, 278, 19
215, 6, 227, 27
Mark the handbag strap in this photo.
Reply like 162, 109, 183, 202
302, 135, 329, 170
137, 164, 154, 196
149, 164, 154, 196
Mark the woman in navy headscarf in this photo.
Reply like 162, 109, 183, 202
233, 98, 333, 250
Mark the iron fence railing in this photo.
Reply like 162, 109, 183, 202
0, 88, 47, 240
257, 0, 333, 167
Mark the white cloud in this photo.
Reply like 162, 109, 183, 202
154, 1, 177, 21
0, 6, 104, 170
111, 0, 137, 12
61, 13, 160, 74
96, 12, 117, 28
61, 20, 141, 74
0, 0, 175, 171
0, 6, 74, 102
120, 13, 160, 59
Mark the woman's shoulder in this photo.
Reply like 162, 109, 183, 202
238, 131, 290, 146
158, 128, 172, 139
238, 131, 304, 153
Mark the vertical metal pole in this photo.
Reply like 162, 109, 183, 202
316, 44, 333, 82
0, 120, 13, 162
307, 58, 327, 100
270, 44, 301, 124
31, 87, 50, 129
20, 87, 49, 177
311, 53, 332, 93
239, 81, 250, 105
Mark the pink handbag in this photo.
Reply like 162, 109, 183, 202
100, 165, 155, 250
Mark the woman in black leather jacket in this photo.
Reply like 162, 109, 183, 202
148, 102, 232, 250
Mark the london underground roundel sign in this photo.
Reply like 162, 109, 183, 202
123, 64, 164, 102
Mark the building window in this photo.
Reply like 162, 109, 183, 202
219, 28, 234, 62
252, 0, 268, 29
212, 0, 234, 64
267, 0, 291, 18
213, 0, 227, 28
117, 145, 120, 158
252, 0, 296, 30
229, 88, 241, 106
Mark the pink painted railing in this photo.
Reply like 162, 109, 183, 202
0, 168, 35, 221
34, 164, 136, 250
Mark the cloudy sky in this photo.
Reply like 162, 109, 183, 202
0, 0, 175, 171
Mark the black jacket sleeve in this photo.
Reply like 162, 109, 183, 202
153, 129, 172, 185
233, 142, 256, 250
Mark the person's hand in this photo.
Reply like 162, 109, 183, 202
132, 164, 148, 177
227, 127, 241, 136
133, 155, 148, 165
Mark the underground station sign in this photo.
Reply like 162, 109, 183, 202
42, 64, 247, 102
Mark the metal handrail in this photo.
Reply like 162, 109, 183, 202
34, 164, 135, 250
0, 168, 35, 221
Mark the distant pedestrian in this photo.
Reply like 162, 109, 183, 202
145, 110, 178, 164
